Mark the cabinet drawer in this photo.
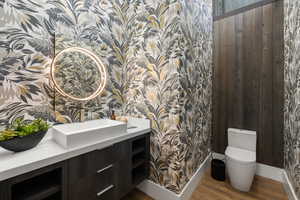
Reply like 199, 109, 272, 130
96, 184, 115, 200
68, 146, 115, 182
93, 146, 115, 171
95, 164, 114, 192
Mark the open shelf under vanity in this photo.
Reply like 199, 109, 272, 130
131, 135, 150, 186
9, 163, 66, 200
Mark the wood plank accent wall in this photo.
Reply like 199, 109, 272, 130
212, 0, 284, 167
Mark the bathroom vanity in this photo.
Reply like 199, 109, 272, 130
0, 118, 151, 200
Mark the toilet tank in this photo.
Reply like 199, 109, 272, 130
228, 128, 257, 152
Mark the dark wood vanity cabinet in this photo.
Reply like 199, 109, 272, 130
68, 146, 117, 200
0, 133, 150, 200
68, 133, 150, 200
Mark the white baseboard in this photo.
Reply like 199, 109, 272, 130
212, 152, 283, 182
256, 163, 283, 182
137, 180, 179, 200
179, 153, 211, 200
137, 153, 211, 200
282, 171, 299, 200
138, 152, 288, 200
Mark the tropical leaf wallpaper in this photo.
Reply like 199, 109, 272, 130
284, 0, 300, 197
0, 0, 212, 193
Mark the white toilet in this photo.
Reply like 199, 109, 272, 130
225, 128, 257, 192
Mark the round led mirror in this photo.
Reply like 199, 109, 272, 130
50, 47, 107, 101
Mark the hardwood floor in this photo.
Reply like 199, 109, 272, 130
122, 171, 288, 200
190, 171, 288, 200
121, 189, 153, 200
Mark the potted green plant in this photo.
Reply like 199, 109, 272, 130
0, 118, 51, 152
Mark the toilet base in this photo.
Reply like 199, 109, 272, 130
229, 174, 255, 192
226, 157, 256, 192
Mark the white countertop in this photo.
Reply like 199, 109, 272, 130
0, 118, 151, 182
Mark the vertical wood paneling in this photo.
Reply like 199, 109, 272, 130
243, 9, 255, 131
212, 21, 219, 151
212, 0, 284, 167
234, 13, 244, 129
225, 17, 235, 153
259, 4, 273, 164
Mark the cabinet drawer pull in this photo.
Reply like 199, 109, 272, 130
97, 164, 113, 174
97, 185, 114, 197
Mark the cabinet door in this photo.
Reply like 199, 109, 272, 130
68, 152, 96, 200
68, 174, 97, 200
0, 180, 10, 200
114, 140, 131, 199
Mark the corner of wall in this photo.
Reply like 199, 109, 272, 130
282, 170, 299, 200
138, 153, 212, 200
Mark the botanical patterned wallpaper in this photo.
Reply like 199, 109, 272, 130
0, 0, 212, 193
284, 0, 300, 197
177, 0, 212, 188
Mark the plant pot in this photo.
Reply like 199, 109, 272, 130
0, 130, 47, 152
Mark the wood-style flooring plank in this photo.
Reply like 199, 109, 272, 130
122, 171, 288, 200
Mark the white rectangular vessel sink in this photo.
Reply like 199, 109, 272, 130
52, 119, 127, 149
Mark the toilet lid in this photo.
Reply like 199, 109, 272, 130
225, 146, 256, 163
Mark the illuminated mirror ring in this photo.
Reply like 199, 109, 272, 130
50, 47, 107, 101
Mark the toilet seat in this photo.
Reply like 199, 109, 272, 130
225, 146, 256, 163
